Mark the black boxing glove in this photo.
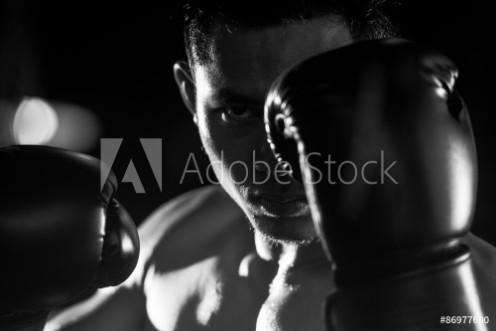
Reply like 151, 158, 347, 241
0, 145, 140, 331
265, 39, 486, 330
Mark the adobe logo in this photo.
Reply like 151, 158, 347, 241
100, 138, 162, 193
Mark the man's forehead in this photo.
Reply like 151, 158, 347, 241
193, 15, 353, 102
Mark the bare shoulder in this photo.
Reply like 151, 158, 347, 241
131, 186, 255, 331
139, 185, 244, 246
130, 185, 252, 286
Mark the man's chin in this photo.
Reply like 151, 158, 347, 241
250, 214, 320, 245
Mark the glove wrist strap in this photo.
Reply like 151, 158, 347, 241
326, 248, 487, 330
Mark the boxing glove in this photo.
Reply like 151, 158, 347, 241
0, 145, 140, 331
265, 39, 486, 330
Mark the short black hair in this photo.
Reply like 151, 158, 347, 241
174, 0, 402, 65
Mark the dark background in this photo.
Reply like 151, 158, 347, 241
1, 1, 495, 242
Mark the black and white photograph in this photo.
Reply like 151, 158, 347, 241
1, 0, 495, 330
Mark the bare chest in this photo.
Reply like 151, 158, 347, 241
143, 256, 265, 331
143, 261, 332, 331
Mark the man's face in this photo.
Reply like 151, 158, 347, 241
188, 16, 352, 242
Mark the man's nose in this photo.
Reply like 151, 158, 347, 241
254, 136, 277, 170
253, 136, 294, 184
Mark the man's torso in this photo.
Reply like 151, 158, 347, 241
133, 185, 496, 331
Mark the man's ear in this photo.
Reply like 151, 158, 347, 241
173, 61, 196, 119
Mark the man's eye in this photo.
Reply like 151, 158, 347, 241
220, 107, 258, 123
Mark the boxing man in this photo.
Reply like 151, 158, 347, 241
3, 1, 494, 330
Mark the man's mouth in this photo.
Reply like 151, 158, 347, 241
249, 191, 309, 218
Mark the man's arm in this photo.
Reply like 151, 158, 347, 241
44, 284, 147, 331
44, 185, 235, 331
45, 217, 150, 331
